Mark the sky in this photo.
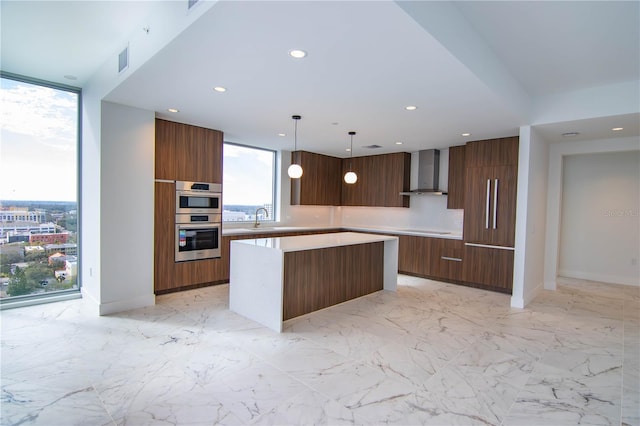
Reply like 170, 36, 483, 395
223, 143, 275, 206
0, 77, 78, 202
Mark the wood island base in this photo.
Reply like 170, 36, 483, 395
229, 232, 398, 332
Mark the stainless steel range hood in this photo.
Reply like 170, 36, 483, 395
399, 149, 447, 196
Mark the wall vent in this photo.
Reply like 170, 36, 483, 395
362, 144, 382, 149
118, 45, 129, 73
188, 0, 200, 10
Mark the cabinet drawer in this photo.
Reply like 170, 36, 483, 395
462, 244, 514, 293
431, 239, 463, 281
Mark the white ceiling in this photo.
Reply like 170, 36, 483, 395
2, 1, 638, 157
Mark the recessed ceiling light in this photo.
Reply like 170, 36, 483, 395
461, 133, 471, 137
331, 122, 339, 126
345, 148, 351, 152
63, 75, 77, 81
289, 49, 307, 59
562, 131, 580, 137
612, 127, 624, 131
213, 86, 226, 93
405, 105, 417, 111
395, 141, 403, 145
167, 108, 179, 113
278, 133, 286, 137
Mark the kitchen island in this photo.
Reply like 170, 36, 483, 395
229, 232, 398, 332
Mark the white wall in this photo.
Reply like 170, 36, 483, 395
543, 136, 640, 289
98, 102, 156, 314
512, 126, 550, 308
558, 151, 639, 286
79, 86, 103, 311
533, 81, 640, 125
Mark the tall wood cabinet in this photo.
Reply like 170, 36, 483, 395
291, 151, 342, 206
154, 182, 176, 293
154, 119, 225, 294
461, 136, 519, 293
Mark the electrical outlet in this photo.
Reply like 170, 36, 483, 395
89, 267, 93, 277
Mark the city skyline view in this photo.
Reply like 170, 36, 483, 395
0, 77, 79, 202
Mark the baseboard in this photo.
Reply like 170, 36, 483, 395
558, 270, 640, 287
97, 293, 156, 316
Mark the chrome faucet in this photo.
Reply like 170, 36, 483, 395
254, 207, 268, 228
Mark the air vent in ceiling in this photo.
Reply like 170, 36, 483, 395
118, 45, 129, 73
188, 0, 200, 9
362, 144, 382, 149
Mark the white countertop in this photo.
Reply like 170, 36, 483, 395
223, 225, 462, 240
231, 231, 398, 252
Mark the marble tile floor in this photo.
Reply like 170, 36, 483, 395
1, 275, 638, 426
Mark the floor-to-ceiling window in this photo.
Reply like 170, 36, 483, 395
0, 73, 81, 304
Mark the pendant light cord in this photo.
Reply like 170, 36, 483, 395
349, 133, 353, 170
349, 131, 356, 170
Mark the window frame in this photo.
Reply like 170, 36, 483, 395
222, 141, 278, 224
0, 72, 82, 309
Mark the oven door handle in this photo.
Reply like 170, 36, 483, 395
176, 223, 220, 229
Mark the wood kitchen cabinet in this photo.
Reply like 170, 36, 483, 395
154, 182, 176, 292
464, 136, 519, 168
463, 137, 518, 247
447, 145, 466, 209
341, 152, 411, 207
291, 151, 342, 206
398, 235, 433, 276
430, 238, 464, 281
461, 136, 518, 293
155, 119, 178, 180
398, 235, 463, 282
155, 119, 223, 182
462, 244, 514, 293
154, 119, 224, 294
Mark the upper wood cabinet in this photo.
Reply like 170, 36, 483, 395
341, 152, 411, 208
155, 119, 178, 179
291, 151, 342, 206
155, 119, 223, 183
464, 136, 518, 168
447, 145, 466, 209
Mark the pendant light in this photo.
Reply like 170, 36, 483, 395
344, 131, 358, 184
287, 115, 303, 179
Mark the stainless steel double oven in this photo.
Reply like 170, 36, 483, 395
175, 181, 222, 262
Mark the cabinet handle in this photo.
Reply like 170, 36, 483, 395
465, 242, 515, 251
441, 256, 462, 262
493, 179, 498, 229
485, 179, 491, 229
